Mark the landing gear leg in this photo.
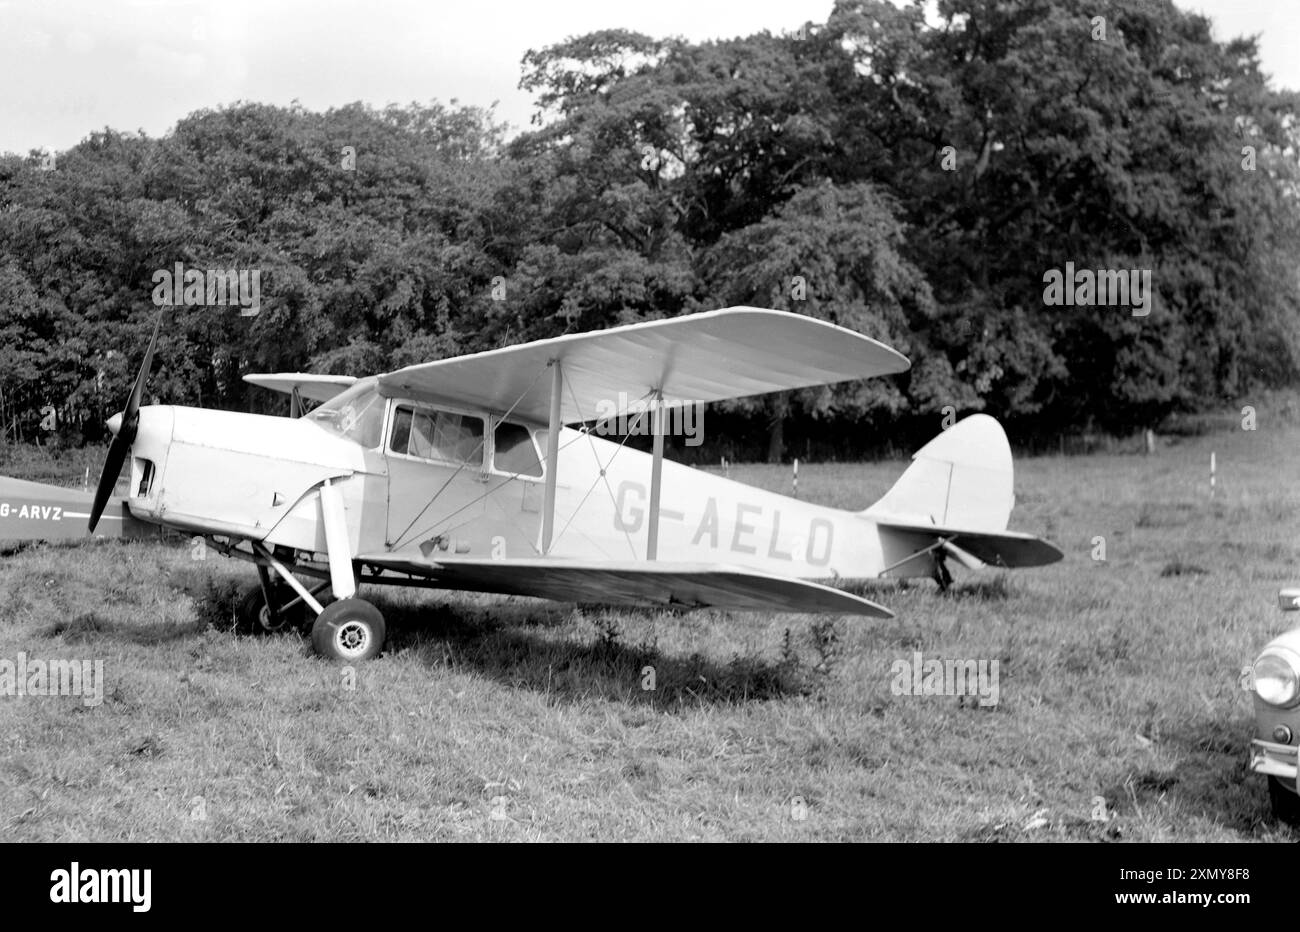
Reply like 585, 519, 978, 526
250, 499, 387, 661
305, 479, 384, 660
238, 559, 331, 634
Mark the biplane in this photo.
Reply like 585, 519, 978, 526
0, 307, 1062, 661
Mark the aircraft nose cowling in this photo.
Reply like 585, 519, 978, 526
133, 406, 172, 448
153, 407, 371, 540
126, 406, 176, 486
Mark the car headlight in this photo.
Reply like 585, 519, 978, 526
1254, 649, 1300, 707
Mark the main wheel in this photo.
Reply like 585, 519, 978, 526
236, 584, 301, 635
310, 598, 386, 662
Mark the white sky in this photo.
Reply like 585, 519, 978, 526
0, 0, 1295, 155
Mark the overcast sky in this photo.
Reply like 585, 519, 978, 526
0, 0, 1296, 155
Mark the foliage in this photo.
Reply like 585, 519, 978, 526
1, 1, 1297, 457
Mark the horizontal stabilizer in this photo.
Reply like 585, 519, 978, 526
0, 476, 157, 543
876, 521, 1063, 571
356, 554, 894, 617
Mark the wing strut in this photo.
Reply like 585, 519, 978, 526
647, 391, 665, 560
541, 359, 563, 554
252, 541, 326, 614
877, 535, 954, 577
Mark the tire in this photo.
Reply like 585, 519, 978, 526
236, 584, 299, 635
310, 598, 386, 662
1268, 776, 1300, 828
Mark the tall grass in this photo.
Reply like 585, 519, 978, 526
0, 414, 1295, 840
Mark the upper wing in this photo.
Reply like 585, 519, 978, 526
243, 373, 358, 403
875, 521, 1063, 570
357, 554, 894, 617
376, 307, 909, 424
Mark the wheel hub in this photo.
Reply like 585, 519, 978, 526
258, 603, 290, 633
335, 622, 370, 657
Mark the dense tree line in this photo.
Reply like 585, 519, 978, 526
1, 0, 1297, 460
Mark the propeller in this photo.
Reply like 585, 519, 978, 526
88, 311, 164, 532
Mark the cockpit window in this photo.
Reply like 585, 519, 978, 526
389, 404, 484, 465
493, 421, 543, 478
306, 378, 385, 448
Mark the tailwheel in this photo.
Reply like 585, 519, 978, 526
933, 552, 954, 592
310, 598, 386, 662
236, 583, 303, 635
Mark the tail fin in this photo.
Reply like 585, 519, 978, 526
864, 414, 1014, 531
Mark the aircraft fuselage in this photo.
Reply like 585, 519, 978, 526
117, 398, 893, 583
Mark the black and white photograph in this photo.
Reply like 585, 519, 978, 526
0, 0, 1298, 903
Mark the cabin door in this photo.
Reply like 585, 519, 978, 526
382, 400, 489, 556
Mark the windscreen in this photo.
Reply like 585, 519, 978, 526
306, 378, 385, 448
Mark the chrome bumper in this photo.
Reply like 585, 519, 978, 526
1250, 739, 1299, 780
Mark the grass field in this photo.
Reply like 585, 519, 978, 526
1, 410, 1297, 842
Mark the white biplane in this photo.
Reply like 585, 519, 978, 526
0, 307, 1061, 661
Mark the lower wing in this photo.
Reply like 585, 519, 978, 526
356, 554, 894, 617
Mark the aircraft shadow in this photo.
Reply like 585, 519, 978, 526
373, 593, 812, 707
172, 577, 829, 706
41, 611, 205, 646
835, 576, 1014, 603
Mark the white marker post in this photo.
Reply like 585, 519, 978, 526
793, 457, 799, 499
1210, 451, 1216, 500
